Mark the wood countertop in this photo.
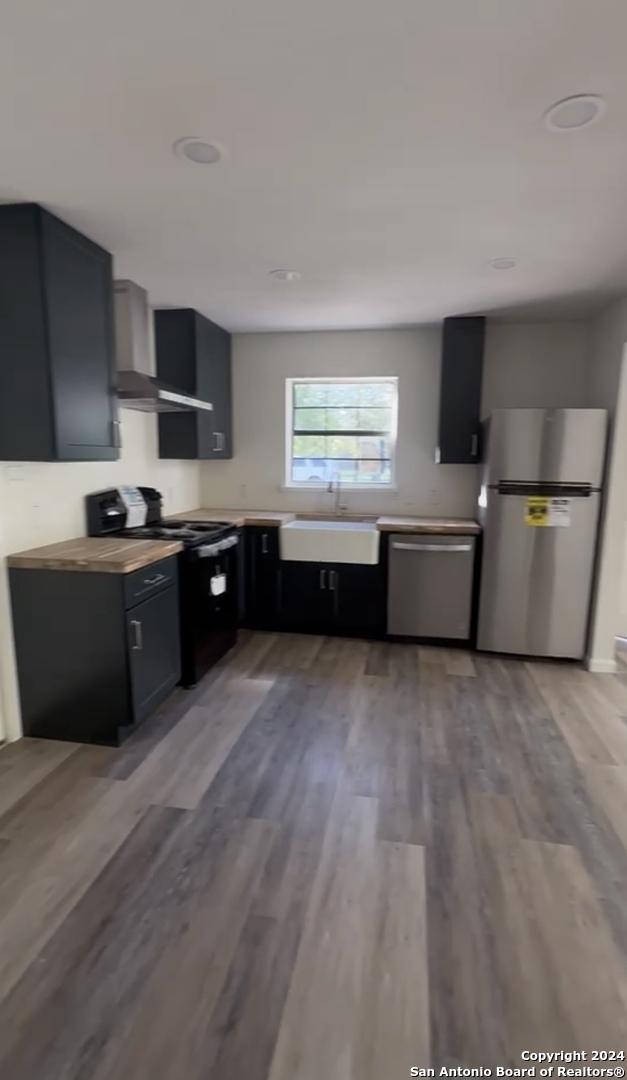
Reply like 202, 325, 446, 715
7, 537, 183, 574
171, 508, 296, 527
176, 508, 480, 534
375, 515, 481, 534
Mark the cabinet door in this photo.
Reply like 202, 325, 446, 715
213, 330, 232, 458
436, 316, 485, 465
278, 562, 333, 631
42, 212, 118, 460
332, 564, 385, 638
126, 587, 181, 724
196, 315, 233, 459
245, 527, 280, 628
156, 309, 199, 460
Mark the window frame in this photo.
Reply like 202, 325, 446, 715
284, 375, 399, 491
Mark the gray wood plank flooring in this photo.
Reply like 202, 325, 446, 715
1, 631, 627, 1076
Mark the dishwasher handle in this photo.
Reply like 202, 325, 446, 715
391, 541, 473, 553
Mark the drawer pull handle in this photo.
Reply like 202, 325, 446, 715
319, 569, 326, 589
392, 542, 473, 553
143, 573, 166, 586
130, 619, 143, 650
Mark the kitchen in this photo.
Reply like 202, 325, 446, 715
0, 239, 601, 743
2, 1, 627, 1074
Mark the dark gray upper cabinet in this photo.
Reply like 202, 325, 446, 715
155, 308, 233, 460
0, 203, 118, 461
436, 315, 486, 464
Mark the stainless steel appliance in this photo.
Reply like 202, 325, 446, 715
387, 533, 477, 639
114, 281, 215, 414
86, 487, 239, 685
477, 408, 607, 659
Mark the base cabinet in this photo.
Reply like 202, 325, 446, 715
244, 526, 281, 629
278, 562, 333, 631
10, 558, 181, 745
278, 561, 385, 637
333, 563, 386, 637
125, 586, 181, 726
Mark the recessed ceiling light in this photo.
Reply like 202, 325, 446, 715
173, 137, 223, 164
544, 94, 606, 132
269, 268, 301, 282
489, 257, 517, 270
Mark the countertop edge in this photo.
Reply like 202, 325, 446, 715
7, 539, 184, 574
174, 508, 481, 534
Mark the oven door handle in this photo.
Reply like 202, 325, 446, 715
195, 535, 239, 558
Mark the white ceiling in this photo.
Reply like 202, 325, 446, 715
2, 0, 627, 331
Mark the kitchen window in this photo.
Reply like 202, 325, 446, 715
285, 377, 398, 488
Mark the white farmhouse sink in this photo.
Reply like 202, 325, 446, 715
280, 519, 380, 564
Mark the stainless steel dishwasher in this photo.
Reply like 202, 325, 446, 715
387, 533, 476, 639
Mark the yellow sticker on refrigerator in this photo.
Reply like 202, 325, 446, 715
524, 496, 571, 527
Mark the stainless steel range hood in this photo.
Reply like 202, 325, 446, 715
116, 370, 214, 413
114, 280, 213, 414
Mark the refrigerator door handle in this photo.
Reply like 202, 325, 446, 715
497, 481, 593, 497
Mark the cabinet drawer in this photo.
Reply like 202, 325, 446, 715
124, 555, 178, 609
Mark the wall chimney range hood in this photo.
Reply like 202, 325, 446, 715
116, 370, 214, 413
114, 281, 213, 414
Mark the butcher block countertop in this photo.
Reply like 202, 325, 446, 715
177, 508, 480, 534
375, 515, 481, 534
7, 537, 183, 574
172, 508, 297, 527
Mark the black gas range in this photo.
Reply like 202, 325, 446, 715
86, 486, 240, 686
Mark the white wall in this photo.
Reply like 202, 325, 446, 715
0, 409, 200, 741
586, 298, 627, 666
202, 328, 478, 518
201, 322, 591, 516
482, 322, 589, 412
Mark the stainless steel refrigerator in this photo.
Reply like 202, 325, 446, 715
477, 408, 607, 659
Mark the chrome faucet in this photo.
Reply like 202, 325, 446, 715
327, 472, 344, 515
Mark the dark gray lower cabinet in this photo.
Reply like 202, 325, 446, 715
278, 562, 332, 631
244, 526, 281, 629
125, 586, 181, 727
278, 561, 385, 637
10, 558, 181, 745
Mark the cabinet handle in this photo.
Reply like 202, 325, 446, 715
143, 573, 166, 586
471, 433, 478, 457
392, 541, 473, 553
130, 619, 143, 650
328, 570, 337, 591
220, 432, 225, 451
319, 569, 326, 590
261, 533, 269, 555
213, 432, 221, 452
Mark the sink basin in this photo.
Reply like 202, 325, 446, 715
280, 519, 380, 564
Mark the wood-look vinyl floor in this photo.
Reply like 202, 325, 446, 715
1, 632, 627, 1077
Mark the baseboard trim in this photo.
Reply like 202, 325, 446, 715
585, 657, 618, 674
